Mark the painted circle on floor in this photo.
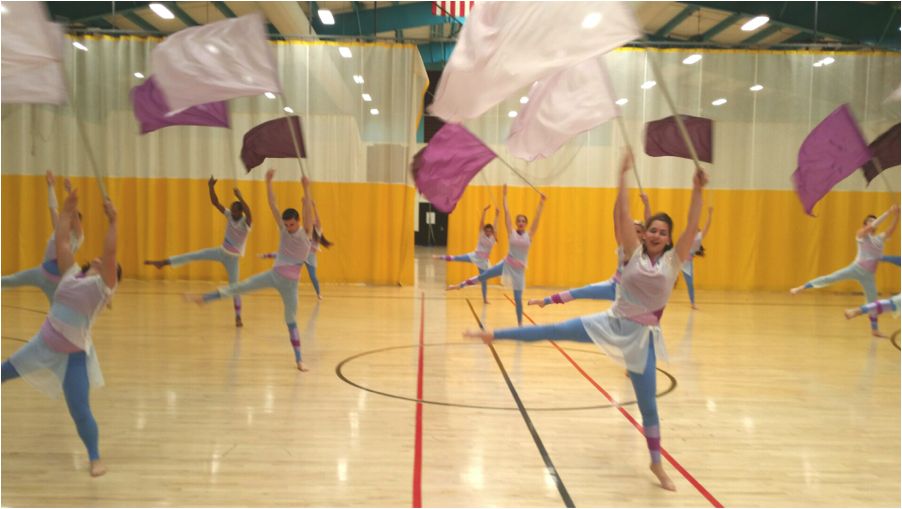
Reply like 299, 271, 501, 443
335, 342, 677, 411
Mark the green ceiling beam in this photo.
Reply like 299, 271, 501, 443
741, 23, 783, 45
123, 11, 160, 32
164, 2, 199, 26
655, 5, 699, 38
700, 12, 743, 40
212, 1, 236, 18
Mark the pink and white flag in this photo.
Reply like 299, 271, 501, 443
1, 2, 68, 104
151, 12, 281, 111
430, 1, 640, 122
507, 57, 619, 161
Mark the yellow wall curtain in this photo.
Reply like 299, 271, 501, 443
445, 185, 900, 293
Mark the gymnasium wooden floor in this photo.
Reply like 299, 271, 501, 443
2, 247, 899, 507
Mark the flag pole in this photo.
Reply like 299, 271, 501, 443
646, 49, 703, 170
614, 115, 645, 195
277, 94, 308, 179
489, 149, 543, 196
870, 156, 896, 193
61, 68, 109, 199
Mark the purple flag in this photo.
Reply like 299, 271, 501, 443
241, 116, 306, 172
861, 123, 900, 185
411, 124, 496, 213
792, 104, 871, 216
130, 76, 229, 134
644, 115, 713, 163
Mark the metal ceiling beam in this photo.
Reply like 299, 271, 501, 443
655, 5, 699, 38
212, 1, 236, 18
123, 11, 161, 32
164, 2, 199, 26
740, 23, 782, 45
351, 1, 364, 35
319, 2, 446, 36
700, 12, 743, 40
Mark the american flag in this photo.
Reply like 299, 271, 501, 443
432, 1, 475, 17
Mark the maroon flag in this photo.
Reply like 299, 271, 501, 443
240, 116, 305, 172
791, 104, 871, 216
130, 76, 230, 134
644, 115, 713, 163
411, 123, 496, 213
861, 123, 900, 185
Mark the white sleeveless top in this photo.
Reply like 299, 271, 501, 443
273, 226, 312, 280
611, 246, 682, 326
221, 210, 251, 256
44, 265, 115, 352
855, 233, 885, 273
474, 232, 496, 260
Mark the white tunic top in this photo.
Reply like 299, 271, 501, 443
581, 246, 682, 374
855, 233, 885, 273
273, 226, 312, 280
221, 210, 251, 256
502, 230, 530, 291
468, 231, 496, 270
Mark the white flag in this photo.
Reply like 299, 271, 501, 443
1, 2, 68, 104
430, 1, 640, 122
507, 57, 619, 161
885, 86, 901, 103
152, 12, 281, 111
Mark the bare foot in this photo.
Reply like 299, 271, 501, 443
144, 260, 166, 269
235, 316, 243, 327
432, 254, 443, 260
447, 284, 461, 291
789, 286, 804, 295
691, 304, 698, 310
463, 328, 493, 344
483, 300, 490, 305
872, 329, 889, 338
297, 361, 309, 372
527, 298, 547, 308
844, 307, 862, 320
650, 462, 675, 491
184, 293, 204, 305
90, 459, 107, 477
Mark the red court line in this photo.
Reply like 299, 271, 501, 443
412, 292, 425, 508
505, 294, 723, 508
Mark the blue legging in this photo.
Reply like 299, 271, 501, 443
882, 255, 901, 267
446, 254, 488, 302
169, 247, 242, 318
1, 266, 59, 303
2, 352, 100, 460
492, 318, 661, 462
304, 263, 321, 297
462, 261, 523, 324
804, 263, 878, 330
682, 270, 695, 305
543, 281, 617, 305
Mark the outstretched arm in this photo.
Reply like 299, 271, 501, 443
882, 204, 900, 239
46, 171, 59, 228
100, 198, 118, 289
617, 152, 640, 258
529, 192, 547, 238
208, 176, 226, 214
312, 199, 321, 230
479, 205, 490, 230
502, 184, 512, 234
301, 176, 314, 236
701, 206, 714, 238
233, 188, 252, 227
674, 168, 709, 263
55, 190, 79, 274
265, 169, 281, 226
492, 207, 500, 233
640, 193, 651, 223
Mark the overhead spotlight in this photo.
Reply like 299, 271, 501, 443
72, 41, 88, 51
283, 106, 294, 113
318, 9, 335, 25
338, 46, 352, 58
370, 108, 380, 116
149, 3, 175, 20
682, 54, 702, 65
581, 12, 602, 29
133, 72, 145, 79
264, 92, 276, 99
740, 15, 769, 31
508, 110, 518, 118
749, 84, 764, 92
711, 98, 727, 106
640, 80, 656, 89
519, 96, 529, 104
353, 75, 365, 84
615, 98, 629, 106
361, 93, 372, 102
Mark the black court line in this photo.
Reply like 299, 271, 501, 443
2, 336, 28, 343
1, 304, 47, 315
335, 342, 677, 411
465, 298, 575, 508
891, 330, 900, 351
